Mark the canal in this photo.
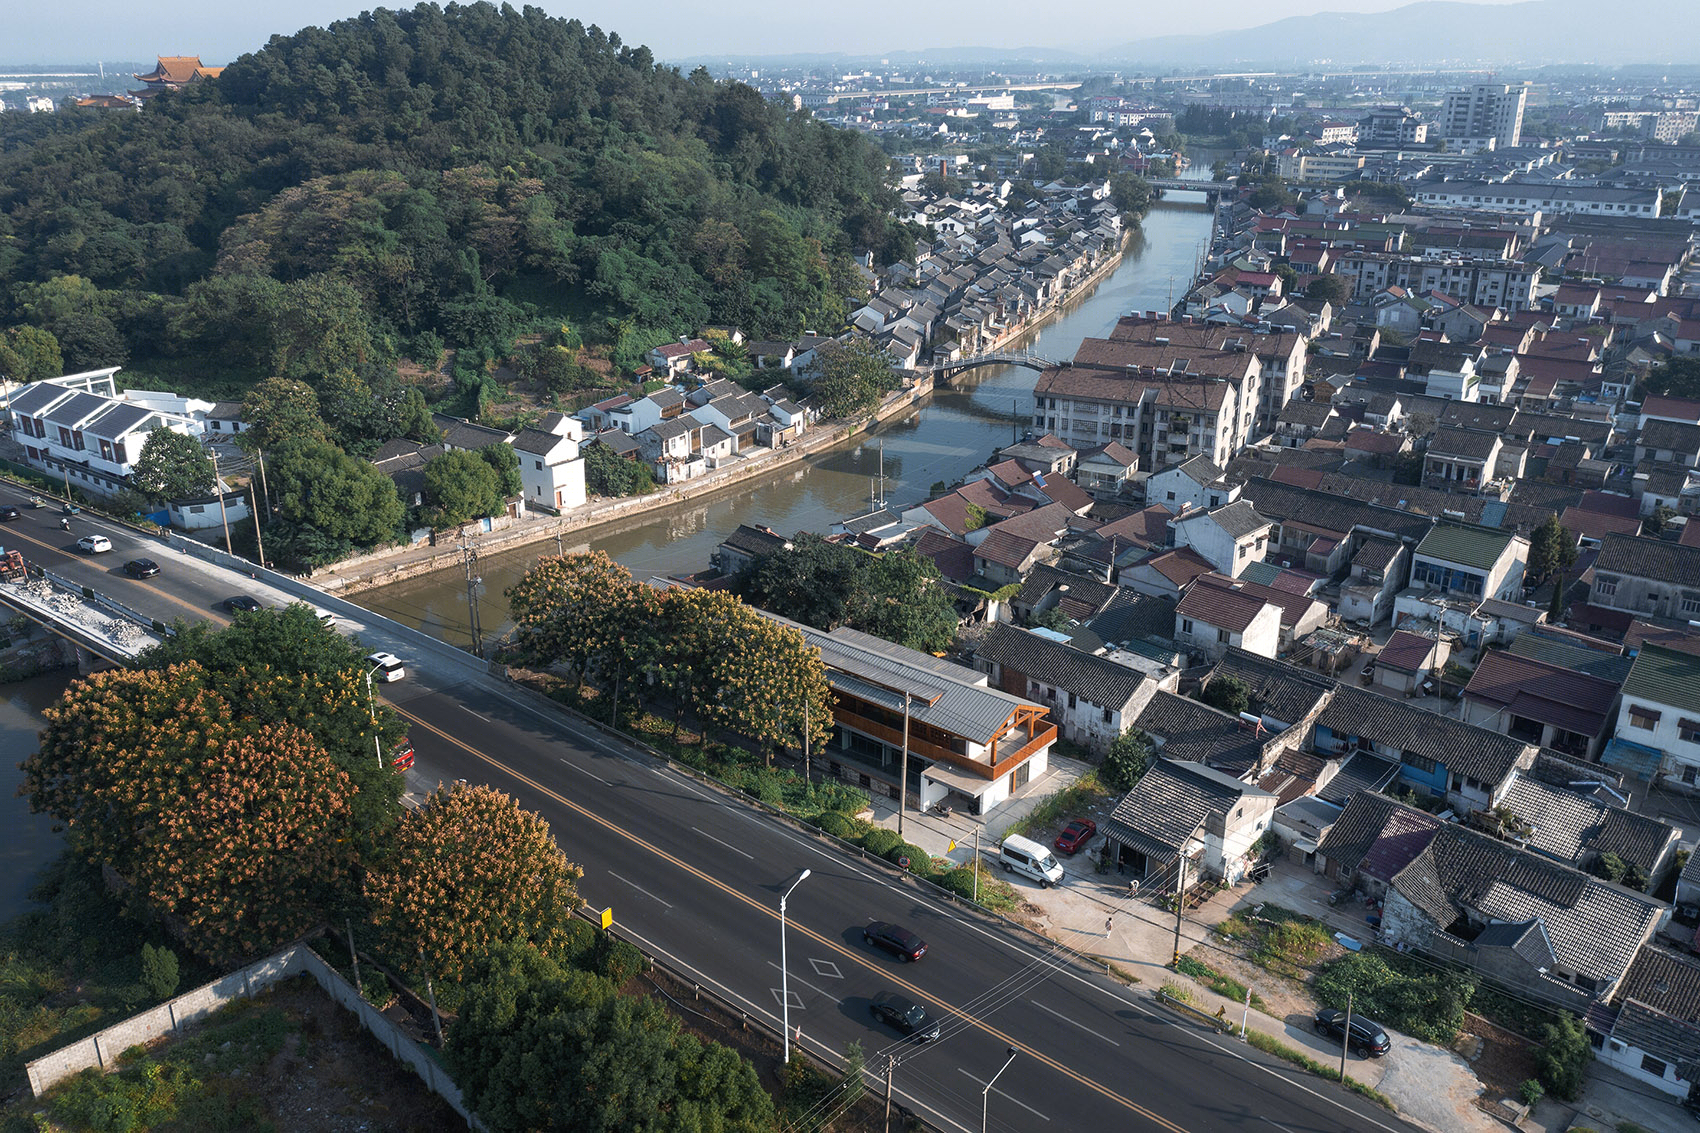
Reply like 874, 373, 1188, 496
362, 185, 1219, 643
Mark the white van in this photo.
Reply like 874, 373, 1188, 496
999, 834, 1065, 888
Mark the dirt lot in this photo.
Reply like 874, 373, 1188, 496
1456, 1012, 1539, 1101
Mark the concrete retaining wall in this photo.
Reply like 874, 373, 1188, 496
25, 943, 480, 1128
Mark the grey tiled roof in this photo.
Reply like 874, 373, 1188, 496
1089, 590, 1179, 648
1207, 649, 1336, 728
1611, 1000, 1700, 1076
1428, 426, 1500, 460
1133, 690, 1267, 776
1316, 792, 1435, 877
1316, 752, 1400, 807
1104, 758, 1272, 860
432, 412, 511, 449
1498, 776, 1674, 879
1201, 499, 1270, 540
1389, 824, 1664, 984
1015, 564, 1118, 616
1640, 417, 1700, 455
1474, 919, 1557, 969
1316, 685, 1535, 787
975, 623, 1151, 710
1596, 533, 1700, 588
1239, 477, 1432, 545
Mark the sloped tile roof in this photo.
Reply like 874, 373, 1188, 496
1177, 574, 1270, 634
976, 623, 1151, 710
1499, 776, 1673, 877
1622, 644, 1700, 716
1414, 523, 1517, 572
1208, 648, 1336, 728
1104, 758, 1273, 860
1462, 650, 1620, 738
1317, 792, 1438, 878
1133, 691, 1267, 775
1377, 629, 1440, 674
1596, 533, 1700, 589
1316, 685, 1535, 786
913, 528, 976, 583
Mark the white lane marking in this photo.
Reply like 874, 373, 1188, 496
565, 759, 610, 785
955, 1068, 1051, 1121
691, 826, 755, 860
1029, 999, 1120, 1046
765, 960, 844, 1005
607, 871, 672, 909
464, 708, 489, 721
1264, 1119, 1299, 1133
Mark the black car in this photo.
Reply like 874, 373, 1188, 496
123, 558, 161, 579
222, 595, 263, 613
1313, 1008, 1391, 1057
869, 993, 941, 1042
0, 506, 18, 522
863, 921, 927, 962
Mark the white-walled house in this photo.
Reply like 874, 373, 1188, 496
511, 412, 586, 512
1175, 573, 1282, 661
7, 368, 204, 499
1607, 645, 1700, 791
1102, 759, 1278, 886
1170, 500, 1272, 579
1146, 455, 1240, 513
1593, 946, 1700, 1099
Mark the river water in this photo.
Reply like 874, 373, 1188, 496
358, 186, 1216, 644
0, 672, 74, 918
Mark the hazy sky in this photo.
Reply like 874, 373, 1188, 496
5, 0, 1536, 65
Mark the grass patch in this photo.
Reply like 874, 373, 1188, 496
1217, 905, 1337, 982
1093, 959, 1142, 985
1158, 982, 1193, 1004
1004, 770, 1106, 839
1176, 956, 1267, 1012
1243, 1030, 1396, 1111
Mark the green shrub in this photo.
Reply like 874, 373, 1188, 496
556, 918, 599, 969
1158, 981, 1192, 1003
138, 943, 180, 1002
1313, 950, 1474, 1045
1534, 1014, 1591, 1101
886, 841, 931, 875
594, 933, 646, 988
815, 811, 863, 842
1518, 1078, 1544, 1108
862, 829, 903, 858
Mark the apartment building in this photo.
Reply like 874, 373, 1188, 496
1413, 181, 1663, 219
1438, 82, 1528, 148
1328, 251, 1541, 309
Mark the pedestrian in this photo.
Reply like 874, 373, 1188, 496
1105, 915, 1114, 936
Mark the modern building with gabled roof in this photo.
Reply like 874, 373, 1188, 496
1461, 649, 1623, 761
1607, 644, 1700, 790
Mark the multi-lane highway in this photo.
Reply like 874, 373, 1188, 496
0, 483, 1421, 1133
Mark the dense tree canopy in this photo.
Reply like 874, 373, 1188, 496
448, 943, 775, 1133
0, 3, 902, 388
423, 447, 504, 527
22, 664, 357, 962
810, 337, 898, 419
264, 434, 407, 566
736, 534, 959, 653
365, 782, 583, 985
130, 428, 216, 502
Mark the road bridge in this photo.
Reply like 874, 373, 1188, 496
931, 349, 1058, 378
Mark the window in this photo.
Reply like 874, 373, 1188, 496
1181, 618, 1194, 634
1217, 628, 1229, 643
1641, 1054, 1668, 1078
1166, 491, 1176, 502
1067, 693, 1077, 710
1681, 719, 1700, 745
1102, 707, 1113, 724
1629, 705, 1661, 731
1402, 751, 1438, 774
1595, 574, 1618, 597
1683, 592, 1700, 617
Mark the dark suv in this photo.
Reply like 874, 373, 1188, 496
1313, 1008, 1391, 1057
863, 921, 927, 962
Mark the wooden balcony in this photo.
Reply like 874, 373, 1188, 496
833, 705, 1056, 782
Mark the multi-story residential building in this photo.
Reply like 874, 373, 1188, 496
1608, 645, 1700, 791
1396, 523, 1529, 633
510, 413, 586, 512
1597, 109, 1700, 143
1438, 82, 1528, 148
1175, 573, 1282, 661
8, 368, 207, 500
1358, 106, 1428, 147
1412, 181, 1663, 219
1328, 251, 1541, 308
1590, 534, 1700, 621
1170, 500, 1272, 579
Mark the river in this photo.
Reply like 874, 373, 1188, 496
348, 185, 1212, 643
0, 672, 74, 918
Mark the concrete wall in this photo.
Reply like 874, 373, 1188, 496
26, 943, 478, 1126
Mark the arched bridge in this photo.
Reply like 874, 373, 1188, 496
1145, 178, 1232, 199
931, 350, 1059, 377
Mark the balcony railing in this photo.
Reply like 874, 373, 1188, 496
833, 705, 1056, 782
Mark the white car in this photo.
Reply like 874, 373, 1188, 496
76, 534, 113, 554
366, 652, 406, 682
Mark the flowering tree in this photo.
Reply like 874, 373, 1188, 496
364, 782, 582, 983
23, 664, 356, 962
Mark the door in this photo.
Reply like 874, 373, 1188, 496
1013, 761, 1031, 792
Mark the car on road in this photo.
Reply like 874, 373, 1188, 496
1313, 1008, 1391, 1057
869, 993, 940, 1042
0, 505, 19, 522
1054, 818, 1097, 856
222, 595, 263, 614
122, 558, 160, 579
390, 739, 415, 771
76, 534, 112, 554
863, 921, 927, 962
366, 651, 406, 682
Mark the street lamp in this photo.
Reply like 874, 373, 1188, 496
982, 1046, 1017, 1133
364, 664, 385, 769
780, 868, 811, 1064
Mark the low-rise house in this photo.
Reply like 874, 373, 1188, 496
1146, 455, 1240, 512
1119, 545, 1217, 600
971, 528, 1047, 586
1169, 499, 1272, 579
1314, 685, 1537, 813
1342, 426, 1410, 465
1175, 573, 1282, 661
1339, 537, 1409, 626
712, 524, 790, 576
1636, 419, 1700, 469
1396, 523, 1530, 639
1101, 759, 1279, 887
370, 439, 446, 509
1425, 427, 1504, 493
1275, 400, 1338, 448
1320, 793, 1666, 1014
973, 623, 1167, 754
1205, 648, 1337, 735
1493, 768, 1676, 886
1133, 689, 1287, 779
432, 412, 513, 453
1371, 628, 1448, 695
1607, 644, 1700, 791
1591, 534, 1700, 623
1592, 946, 1700, 1099
1076, 442, 1139, 496
647, 337, 712, 376
1460, 649, 1621, 761
510, 413, 586, 512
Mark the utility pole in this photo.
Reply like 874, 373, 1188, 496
210, 448, 233, 555
884, 1055, 896, 1133
1340, 990, 1353, 1082
973, 825, 980, 904
255, 448, 271, 515
249, 482, 267, 569
1171, 853, 1186, 967
345, 919, 361, 1000
897, 689, 912, 839
802, 695, 811, 786
461, 535, 484, 658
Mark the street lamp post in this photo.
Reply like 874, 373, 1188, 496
982, 1046, 1017, 1133
780, 868, 811, 1064
364, 664, 385, 769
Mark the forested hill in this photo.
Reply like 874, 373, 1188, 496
0, 2, 911, 388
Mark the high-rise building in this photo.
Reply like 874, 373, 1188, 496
1438, 83, 1528, 149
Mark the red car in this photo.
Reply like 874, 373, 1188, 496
390, 740, 415, 771
1054, 819, 1097, 856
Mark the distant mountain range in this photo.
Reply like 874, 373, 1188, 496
1099, 0, 1694, 68
685, 0, 1696, 72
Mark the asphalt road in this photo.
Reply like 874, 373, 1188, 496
0, 483, 1424, 1133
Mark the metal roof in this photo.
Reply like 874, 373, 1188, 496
1414, 523, 1517, 573
1622, 644, 1700, 717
